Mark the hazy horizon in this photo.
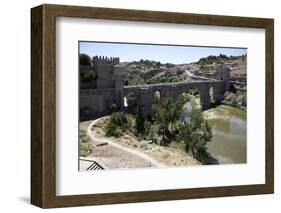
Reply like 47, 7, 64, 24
79, 41, 247, 64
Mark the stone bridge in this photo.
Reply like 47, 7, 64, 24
80, 57, 230, 121
123, 80, 225, 117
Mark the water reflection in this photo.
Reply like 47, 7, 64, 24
204, 105, 247, 164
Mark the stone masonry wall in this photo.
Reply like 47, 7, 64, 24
80, 56, 229, 121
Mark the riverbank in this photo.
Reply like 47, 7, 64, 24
221, 89, 247, 111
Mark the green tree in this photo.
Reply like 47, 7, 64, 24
155, 61, 161, 67
79, 53, 91, 66
126, 92, 138, 114
152, 96, 173, 144
152, 94, 190, 143
179, 106, 213, 164
169, 95, 190, 133
135, 105, 145, 138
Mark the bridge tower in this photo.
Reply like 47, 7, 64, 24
93, 56, 120, 89
216, 66, 231, 91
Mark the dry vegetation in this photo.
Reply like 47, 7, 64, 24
92, 116, 199, 167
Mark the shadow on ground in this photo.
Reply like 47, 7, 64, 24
18, 196, 30, 204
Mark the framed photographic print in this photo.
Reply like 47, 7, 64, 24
31, 4, 274, 208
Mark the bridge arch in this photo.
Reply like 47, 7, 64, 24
177, 86, 201, 106
152, 90, 161, 103
123, 96, 128, 107
209, 86, 214, 102
123, 91, 139, 114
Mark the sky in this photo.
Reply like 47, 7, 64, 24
79, 41, 247, 64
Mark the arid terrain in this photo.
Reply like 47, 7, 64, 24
122, 55, 246, 86
80, 117, 199, 171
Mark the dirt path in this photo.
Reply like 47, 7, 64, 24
80, 118, 166, 170
92, 117, 199, 167
87, 118, 166, 167
80, 116, 199, 171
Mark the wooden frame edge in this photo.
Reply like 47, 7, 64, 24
31, 5, 44, 207
31, 4, 274, 208
265, 19, 274, 194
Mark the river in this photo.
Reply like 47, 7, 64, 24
204, 105, 246, 164
184, 70, 247, 163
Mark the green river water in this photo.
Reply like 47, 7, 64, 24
204, 105, 247, 164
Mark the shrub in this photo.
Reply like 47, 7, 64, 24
105, 122, 122, 137
79, 130, 91, 143
147, 123, 158, 144
105, 112, 131, 137
176, 67, 184, 75
111, 103, 118, 113
110, 112, 129, 126
79, 130, 91, 156
80, 69, 96, 82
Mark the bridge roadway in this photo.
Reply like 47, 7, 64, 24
124, 79, 222, 90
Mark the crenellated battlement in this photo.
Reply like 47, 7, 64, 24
92, 55, 121, 89
92, 56, 120, 65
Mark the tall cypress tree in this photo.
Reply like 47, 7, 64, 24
136, 105, 145, 138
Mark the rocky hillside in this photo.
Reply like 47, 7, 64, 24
123, 54, 247, 86
123, 60, 191, 86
